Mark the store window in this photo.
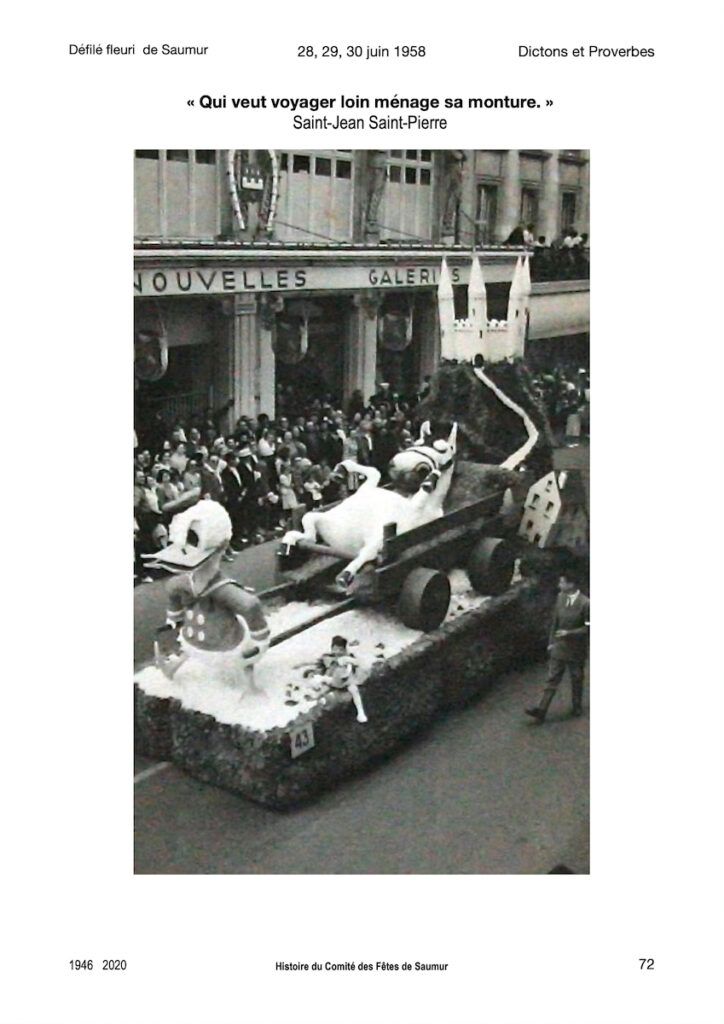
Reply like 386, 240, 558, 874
560, 191, 578, 234
274, 296, 347, 408
380, 150, 434, 241
134, 150, 220, 239
315, 157, 332, 177
275, 151, 355, 242
520, 187, 539, 234
475, 183, 498, 245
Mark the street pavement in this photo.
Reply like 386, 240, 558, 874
134, 441, 589, 874
134, 659, 589, 874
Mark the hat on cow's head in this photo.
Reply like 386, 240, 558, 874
148, 500, 232, 571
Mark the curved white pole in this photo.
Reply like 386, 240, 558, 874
226, 149, 246, 232
267, 149, 279, 234
472, 366, 539, 469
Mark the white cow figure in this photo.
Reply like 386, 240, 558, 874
281, 423, 458, 590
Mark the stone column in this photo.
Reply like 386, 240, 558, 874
441, 150, 466, 245
257, 294, 282, 419
541, 149, 561, 245
212, 304, 232, 434
417, 291, 440, 380
345, 292, 382, 404
579, 156, 590, 235
221, 294, 258, 421
363, 151, 388, 244
459, 150, 477, 247
258, 323, 276, 418
497, 149, 521, 241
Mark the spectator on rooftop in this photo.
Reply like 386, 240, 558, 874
562, 227, 583, 248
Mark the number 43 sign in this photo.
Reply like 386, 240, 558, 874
290, 722, 315, 759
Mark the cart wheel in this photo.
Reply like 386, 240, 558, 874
398, 567, 451, 631
467, 537, 515, 595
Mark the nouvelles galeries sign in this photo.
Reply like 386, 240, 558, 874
133, 261, 497, 297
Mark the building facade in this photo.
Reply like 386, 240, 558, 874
134, 150, 590, 432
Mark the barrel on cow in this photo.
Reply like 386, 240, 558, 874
398, 567, 451, 631
467, 537, 515, 596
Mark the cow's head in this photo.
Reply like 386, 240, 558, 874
420, 421, 458, 469
388, 422, 458, 494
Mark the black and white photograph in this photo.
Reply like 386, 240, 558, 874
133, 148, 591, 874
7, 1, 724, 1020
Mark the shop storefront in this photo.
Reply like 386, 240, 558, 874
134, 296, 220, 441
133, 247, 521, 431
274, 295, 348, 407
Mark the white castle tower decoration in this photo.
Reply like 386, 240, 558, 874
438, 254, 531, 363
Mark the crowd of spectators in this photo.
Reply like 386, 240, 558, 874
134, 379, 432, 582
505, 223, 590, 281
531, 363, 590, 442
135, 361, 590, 580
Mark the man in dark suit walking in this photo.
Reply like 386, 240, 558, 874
354, 419, 374, 467
221, 451, 252, 549
526, 573, 590, 722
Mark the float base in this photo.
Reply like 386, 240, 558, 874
134, 580, 554, 808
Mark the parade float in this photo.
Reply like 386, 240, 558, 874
134, 254, 581, 808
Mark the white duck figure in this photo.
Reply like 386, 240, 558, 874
149, 500, 270, 695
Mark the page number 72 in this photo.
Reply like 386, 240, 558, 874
638, 958, 655, 970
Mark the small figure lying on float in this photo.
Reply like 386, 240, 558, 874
294, 635, 368, 724
147, 499, 270, 696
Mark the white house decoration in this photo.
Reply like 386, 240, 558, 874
518, 469, 589, 552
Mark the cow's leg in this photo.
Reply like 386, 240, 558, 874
239, 664, 262, 698
299, 510, 323, 540
336, 535, 384, 590
281, 510, 322, 549
348, 682, 368, 723
408, 482, 439, 511
401, 482, 446, 528
340, 461, 381, 489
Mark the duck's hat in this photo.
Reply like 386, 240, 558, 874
146, 500, 232, 571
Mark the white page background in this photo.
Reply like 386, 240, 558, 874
3, 2, 723, 1022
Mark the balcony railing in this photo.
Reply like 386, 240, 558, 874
530, 247, 589, 282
